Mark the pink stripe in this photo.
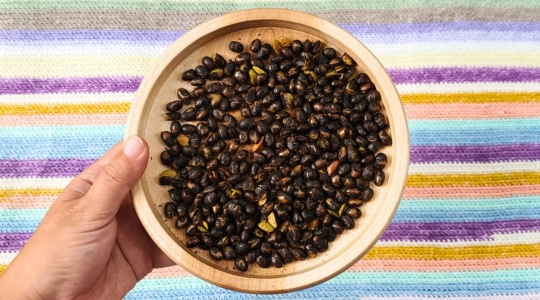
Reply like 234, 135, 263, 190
0, 196, 56, 208
404, 103, 540, 120
0, 114, 127, 126
403, 185, 540, 199
350, 257, 540, 272
143, 257, 540, 279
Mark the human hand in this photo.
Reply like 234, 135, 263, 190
0, 136, 174, 299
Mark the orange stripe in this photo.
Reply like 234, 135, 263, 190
402, 185, 540, 199
401, 92, 540, 104
0, 114, 127, 126
146, 266, 191, 278
0, 102, 130, 116
143, 256, 540, 279
404, 103, 540, 120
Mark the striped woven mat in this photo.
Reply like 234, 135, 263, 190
2, 1, 540, 299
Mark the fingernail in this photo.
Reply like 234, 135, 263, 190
123, 136, 145, 159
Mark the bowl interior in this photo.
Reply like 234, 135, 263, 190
127, 9, 409, 293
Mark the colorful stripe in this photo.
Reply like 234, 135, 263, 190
404, 103, 540, 120
3, 54, 540, 77
0, 77, 140, 95
1, 2, 539, 299
2, 126, 539, 160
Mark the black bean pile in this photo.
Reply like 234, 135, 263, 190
159, 37, 391, 272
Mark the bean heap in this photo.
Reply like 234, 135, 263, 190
159, 37, 391, 272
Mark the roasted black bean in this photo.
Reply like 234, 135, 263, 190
229, 41, 244, 53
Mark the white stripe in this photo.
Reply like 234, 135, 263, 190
368, 41, 540, 55
408, 161, 540, 174
0, 177, 72, 190
376, 231, 540, 248
396, 82, 540, 94
0, 44, 167, 57
0, 252, 18, 265
0, 92, 134, 105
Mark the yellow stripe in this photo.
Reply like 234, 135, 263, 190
1, 94, 536, 114
0, 264, 6, 275
0, 189, 63, 198
407, 172, 540, 188
0, 102, 130, 116
3, 53, 540, 77
401, 92, 540, 104
366, 244, 540, 260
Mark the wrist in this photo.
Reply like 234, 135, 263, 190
0, 266, 46, 299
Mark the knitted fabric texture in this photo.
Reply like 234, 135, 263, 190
1, 0, 540, 299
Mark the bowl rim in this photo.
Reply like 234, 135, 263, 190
125, 8, 410, 294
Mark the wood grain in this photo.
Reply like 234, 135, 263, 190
125, 8, 410, 294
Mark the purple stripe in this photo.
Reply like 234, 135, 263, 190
2, 144, 540, 178
3, 219, 540, 251
0, 29, 183, 42
381, 219, 540, 242
0, 77, 142, 95
3, 22, 540, 41
0, 233, 32, 252
411, 144, 540, 163
388, 67, 540, 84
0, 159, 94, 178
340, 21, 540, 33
4, 67, 539, 96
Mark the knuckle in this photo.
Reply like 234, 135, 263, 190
99, 161, 128, 188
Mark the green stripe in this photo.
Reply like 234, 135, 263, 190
2, 0, 540, 11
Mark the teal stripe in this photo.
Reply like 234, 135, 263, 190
2, 0, 540, 11
408, 117, 540, 131
131, 269, 540, 290
0, 125, 124, 137
399, 196, 540, 211
393, 208, 540, 223
3, 200, 540, 229
393, 196, 540, 223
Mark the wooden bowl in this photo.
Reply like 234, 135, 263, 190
125, 8, 409, 294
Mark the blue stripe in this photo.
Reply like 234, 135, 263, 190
0, 128, 538, 159
3, 120, 538, 138
126, 269, 540, 298
0, 125, 124, 137
3, 202, 540, 233
400, 196, 540, 210
0, 136, 119, 159
410, 129, 540, 146
408, 118, 540, 131
392, 208, 540, 223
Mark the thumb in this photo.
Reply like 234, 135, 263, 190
81, 135, 149, 220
